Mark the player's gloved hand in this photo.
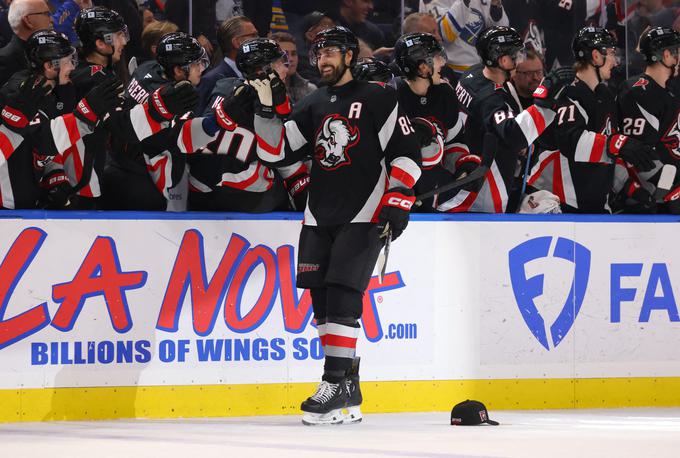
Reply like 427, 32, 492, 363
533, 67, 575, 110
623, 179, 656, 213
76, 76, 123, 125
40, 170, 73, 209
377, 187, 416, 241
147, 80, 198, 123
283, 171, 310, 210
248, 76, 275, 118
1, 75, 50, 133
454, 154, 485, 193
607, 134, 658, 172
269, 73, 291, 117
411, 117, 443, 168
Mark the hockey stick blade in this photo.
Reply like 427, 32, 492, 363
415, 165, 488, 206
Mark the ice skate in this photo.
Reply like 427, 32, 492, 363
344, 357, 363, 424
301, 380, 350, 425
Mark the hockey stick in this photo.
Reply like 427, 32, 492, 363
515, 144, 534, 212
376, 224, 391, 284
415, 133, 497, 206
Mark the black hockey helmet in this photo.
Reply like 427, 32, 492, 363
639, 26, 680, 63
309, 26, 359, 67
156, 32, 209, 75
25, 30, 76, 70
572, 26, 617, 62
475, 26, 524, 67
351, 57, 395, 82
75, 7, 129, 49
394, 32, 446, 79
236, 38, 287, 79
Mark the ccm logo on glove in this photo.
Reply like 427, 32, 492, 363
387, 196, 414, 210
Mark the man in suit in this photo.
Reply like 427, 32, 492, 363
0, 0, 53, 86
196, 15, 257, 112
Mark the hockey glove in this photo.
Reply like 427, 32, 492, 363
607, 134, 658, 172
377, 187, 416, 241
533, 67, 575, 110
76, 77, 123, 126
623, 179, 656, 213
147, 81, 198, 123
40, 170, 73, 209
1, 75, 50, 133
411, 117, 444, 168
283, 171, 310, 210
248, 77, 275, 118
269, 73, 292, 117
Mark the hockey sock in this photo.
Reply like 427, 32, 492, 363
322, 317, 360, 383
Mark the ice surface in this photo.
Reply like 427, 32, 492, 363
2, 408, 679, 458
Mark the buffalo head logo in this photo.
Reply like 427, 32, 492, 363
314, 114, 360, 170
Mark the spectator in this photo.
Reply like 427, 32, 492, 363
271, 31, 316, 104
510, 49, 543, 109
337, 0, 385, 49
52, 0, 93, 44
0, 0, 53, 86
139, 5, 156, 29
241, 0, 272, 37
436, 0, 509, 73
140, 19, 177, 61
196, 15, 257, 111
0, 0, 12, 47
159, 0, 216, 54
295, 10, 335, 85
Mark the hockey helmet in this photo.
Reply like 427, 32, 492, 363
25, 30, 77, 71
75, 7, 129, 48
236, 38, 287, 79
572, 26, 617, 62
309, 26, 359, 67
639, 26, 680, 63
394, 32, 446, 79
351, 57, 395, 82
156, 32, 209, 75
475, 26, 524, 68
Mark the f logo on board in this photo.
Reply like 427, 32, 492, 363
508, 236, 591, 350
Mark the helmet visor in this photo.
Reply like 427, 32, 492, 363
310, 45, 342, 66
104, 25, 130, 46
51, 49, 78, 70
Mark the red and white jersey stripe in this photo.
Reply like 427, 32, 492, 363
528, 149, 577, 208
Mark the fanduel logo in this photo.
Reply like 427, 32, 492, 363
508, 237, 591, 350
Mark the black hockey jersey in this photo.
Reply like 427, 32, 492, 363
254, 79, 421, 226
394, 77, 466, 212
452, 67, 554, 212
188, 77, 305, 195
529, 79, 617, 212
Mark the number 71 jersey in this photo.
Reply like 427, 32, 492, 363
618, 74, 680, 165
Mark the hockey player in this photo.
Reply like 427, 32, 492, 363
56, 7, 130, 209
393, 32, 469, 212
251, 26, 421, 424
104, 32, 228, 211
188, 38, 310, 212
617, 26, 680, 213
451, 26, 574, 212
0, 30, 120, 209
528, 27, 658, 213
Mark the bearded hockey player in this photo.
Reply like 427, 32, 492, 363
104, 32, 230, 211
0, 30, 119, 209
451, 26, 573, 212
251, 26, 421, 424
617, 26, 680, 213
393, 31, 468, 212
528, 27, 658, 213
188, 38, 309, 212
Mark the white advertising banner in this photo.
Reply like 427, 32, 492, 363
0, 215, 678, 390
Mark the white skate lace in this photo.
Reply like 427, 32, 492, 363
310, 381, 338, 403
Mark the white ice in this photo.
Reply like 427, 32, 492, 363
2, 408, 680, 458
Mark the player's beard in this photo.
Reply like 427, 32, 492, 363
319, 61, 347, 86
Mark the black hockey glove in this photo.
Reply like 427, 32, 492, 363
1, 75, 50, 133
411, 117, 444, 168
533, 67, 575, 110
148, 80, 198, 123
283, 171, 310, 210
269, 73, 292, 118
76, 77, 123, 126
40, 170, 73, 209
607, 134, 658, 172
377, 187, 416, 241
